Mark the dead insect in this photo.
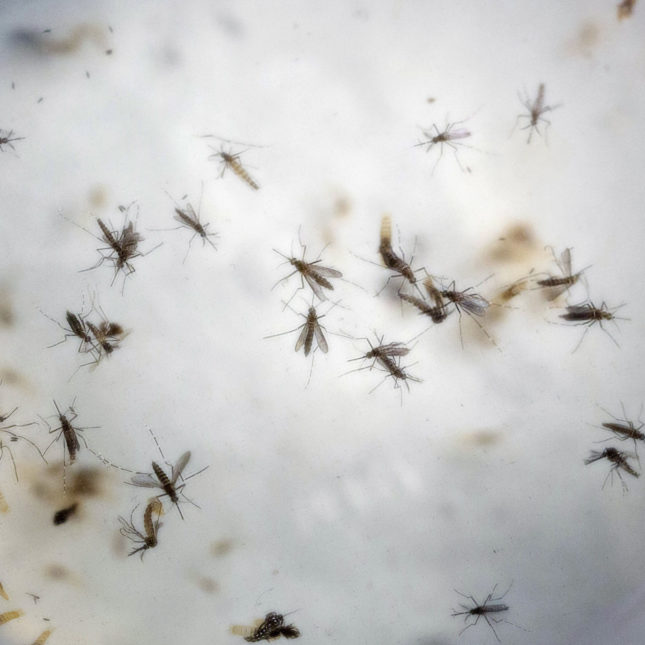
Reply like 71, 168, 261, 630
161, 190, 218, 261
209, 146, 259, 190
377, 215, 423, 294
130, 446, 208, 520
598, 403, 645, 455
53, 502, 78, 525
559, 300, 626, 352
0, 129, 25, 152
452, 584, 514, 643
585, 446, 639, 491
237, 612, 301, 642
0, 609, 24, 625
514, 83, 559, 144
440, 280, 498, 349
535, 247, 588, 300
618, 0, 637, 19
415, 117, 472, 173
272, 236, 342, 304
30, 629, 54, 645
118, 499, 163, 559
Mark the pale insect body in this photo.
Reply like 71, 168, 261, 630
415, 116, 472, 173
514, 83, 558, 143
209, 146, 259, 190
585, 446, 639, 491
119, 499, 163, 559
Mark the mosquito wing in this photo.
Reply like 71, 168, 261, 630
309, 264, 342, 279
171, 451, 192, 483
303, 273, 327, 300
314, 321, 328, 354
294, 323, 309, 354
130, 473, 160, 488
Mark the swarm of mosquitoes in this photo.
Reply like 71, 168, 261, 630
0, 69, 640, 644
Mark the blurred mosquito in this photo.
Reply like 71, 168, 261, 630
119, 499, 163, 559
130, 433, 208, 520
595, 403, 645, 458
440, 278, 499, 349
534, 247, 589, 300
272, 233, 342, 305
234, 612, 301, 642
415, 116, 473, 173
452, 583, 517, 643
156, 189, 218, 262
0, 129, 25, 152
584, 446, 639, 492
513, 83, 559, 144
559, 300, 627, 352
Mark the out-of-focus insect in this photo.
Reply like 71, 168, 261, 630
513, 83, 559, 144
130, 443, 208, 520
559, 300, 626, 352
119, 499, 163, 559
273, 236, 343, 304
30, 629, 53, 645
585, 446, 639, 491
209, 146, 259, 190
0, 129, 25, 152
158, 190, 218, 261
415, 117, 472, 173
535, 247, 588, 300
618, 0, 637, 19
53, 502, 78, 525
452, 583, 515, 643
597, 403, 645, 456
0, 609, 24, 625
233, 612, 301, 642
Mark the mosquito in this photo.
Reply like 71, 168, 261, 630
513, 83, 559, 144
0, 129, 25, 152
535, 247, 589, 300
272, 234, 343, 304
597, 403, 645, 456
559, 300, 626, 352
440, 279, 498, 349
119, 499, 163, 559
130, 441, 208, 520
235, 612, 301, 642
584, 446, 639, 491
415, 116, 472, 173
452, 583, 516, 643
209, 146, 259, 190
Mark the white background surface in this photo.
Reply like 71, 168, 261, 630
1, 1, 645, 644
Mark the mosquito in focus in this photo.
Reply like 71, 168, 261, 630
415, 116, 473, 173
156, 189, 218, 262
534, 247, 589, 301
0, 129, 25, 152
513, 83, 559, 144
272, 234, 343, 305
233, 612, 301, 642
119, 499, 163, 559
130, 439, 208, 520
559, 300, 627, 352
584, 446, 639, 491
452, 583, 517, 643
